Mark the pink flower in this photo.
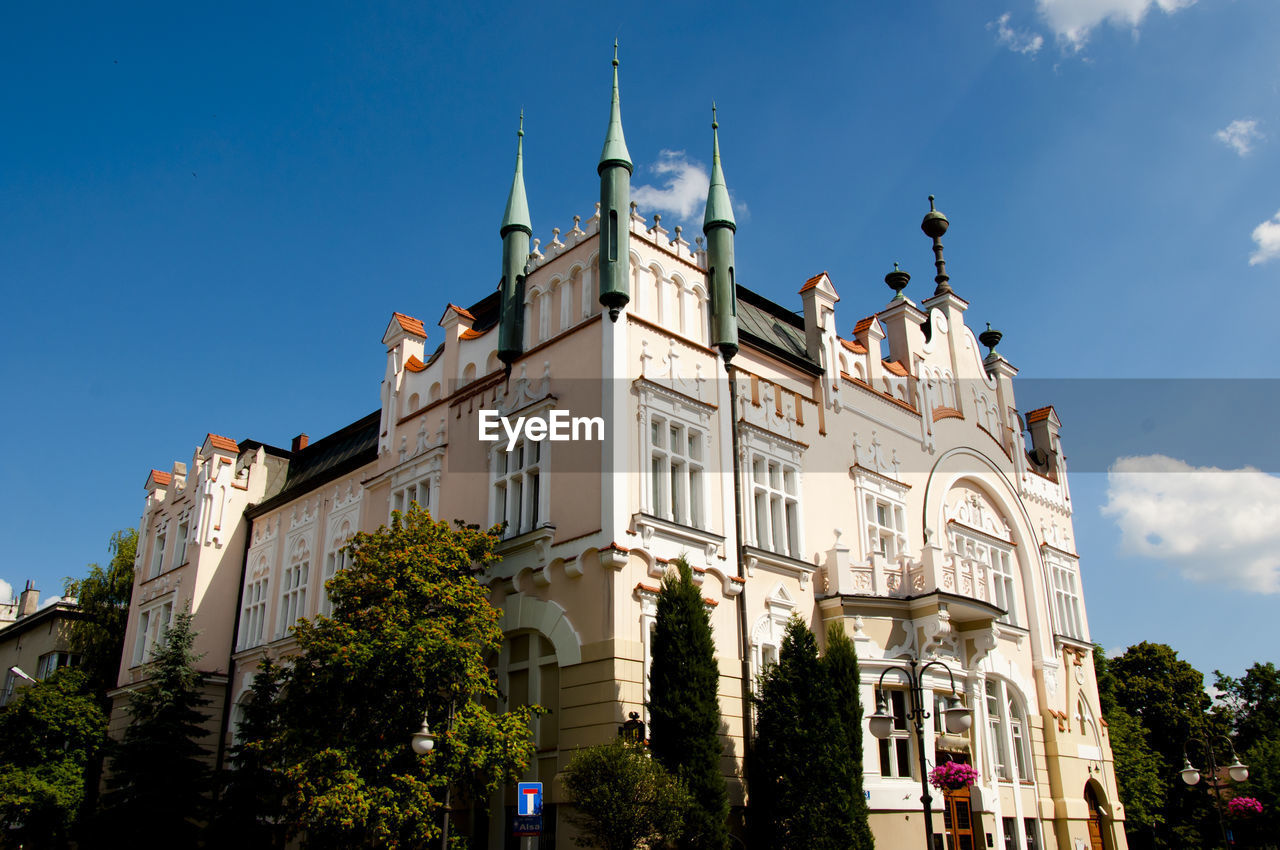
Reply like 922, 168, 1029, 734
1227, 796, 1263, 818
929, 762, 979, 790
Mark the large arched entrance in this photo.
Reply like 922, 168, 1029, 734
1084, 783, 1109, 850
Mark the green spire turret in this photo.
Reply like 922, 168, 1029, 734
703, 104, 738, 363
498, 113, 531, 367
703, 104, 736, 232
597, 42, 632, 322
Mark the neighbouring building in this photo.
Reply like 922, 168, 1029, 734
113, 53, 1127, 850
1, 582, 83, 706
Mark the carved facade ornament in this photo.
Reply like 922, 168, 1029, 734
852, 431, 902, 481
947, 491, 1012, 541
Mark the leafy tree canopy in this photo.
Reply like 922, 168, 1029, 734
231, 509, 538, 850
0, 669, 106, 848
63, 528, 136, 697
1215, 662, 1280, 752
563, 737, 689, 850
648, 557, 729, 850
1094, 647, 1165, 835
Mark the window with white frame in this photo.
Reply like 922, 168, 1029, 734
750, 453, 801, 558
951, 529, 1019, 626
649, 415, 706, 529
391, 476, 432, 517
493, 438, 543, 538
985, 678, 1031, 783
278, 539, 310, 637
503, 631, 560, 786
240, 575, 269, 649
876, 688, 914, 778
853, 468, 909, 563
1076, 695, 1098, 743
173, 516, 189, 567
150, 525, 167, 578
1049, 554, 1086, 641
132, 599, 174, 666
320, 520, 353, 617
35, 651, 81, 680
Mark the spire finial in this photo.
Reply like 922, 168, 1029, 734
518, 109, 524, 137
885, 262, 911, 299
921, 194, 952, 296
598, 42, 633, 174
704, 103, 734, 231
613, 39, 619, 67
712, 101, 718, 130
501, 112, 531, 236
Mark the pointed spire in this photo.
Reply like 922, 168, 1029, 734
703, 103, 736, 232
598, 41, 633, 175
501, 111, 532, 236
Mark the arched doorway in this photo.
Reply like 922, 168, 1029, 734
1084, 783, 1109, 850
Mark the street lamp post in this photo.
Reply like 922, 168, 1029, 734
867, 658, 973, 850
411, 703, 457, 850
1179, 734, 1249, 849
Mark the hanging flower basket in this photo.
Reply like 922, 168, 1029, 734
929, 762, 980, 791
1227, 796, 1263, 818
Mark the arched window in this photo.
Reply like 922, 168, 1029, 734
320, 520, 353, 617
278, 538, 309, 637
239, 557, 270, 650
503, 631, 560, 785
985, 678, 1032, 783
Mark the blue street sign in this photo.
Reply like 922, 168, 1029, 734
512, 814, 542, 837
517, 781, 543, 817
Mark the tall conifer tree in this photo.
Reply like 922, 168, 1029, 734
649, 557, 729, 850
823, 623, 875, 849
101, 609, 212, 849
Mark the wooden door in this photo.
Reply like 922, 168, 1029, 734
1084, 784, 1107, 850
941, 788, 977, 850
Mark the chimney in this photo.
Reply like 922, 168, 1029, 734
17, 581, 38, 619
292, 433, 309, 452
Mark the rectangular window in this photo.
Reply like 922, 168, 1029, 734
173, 518, 189, 566
278, 560, 308, 637
749, 453, 801, 557
0, 672, 16, 706
1003, 817, 1018, 850
494, 439, 542, 538
1024, 818, 1041, 850
952, 530, 1018, 625
391, 478, 432, 518
240, 579, 269, 649
35, 651, 81, 680
866, 496, 904, 560
876, 688, 913, 778
1052, 563, 1085, 640
320, 547, 347, 617
150, 529, 167, 578
133, 600, 174, 665
987, 680, 1012, 781
649, 416, 706, 529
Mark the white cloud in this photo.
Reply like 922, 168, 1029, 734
632, 150, 710, 223
1037, 0, 1196, 50
1103, 454, 1280, 593
1250, 210, 1280, 266
39, 595, 72, 610
1216, 119, 1263, 156
0, 579, 12, 605
989, 13, 1045, 55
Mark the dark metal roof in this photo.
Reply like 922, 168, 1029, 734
247, 410, 380, 518
735, 285, 821, 374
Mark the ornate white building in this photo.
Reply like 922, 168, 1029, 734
113, 55, 1126, 850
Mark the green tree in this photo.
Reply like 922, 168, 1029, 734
749, 616, 855, 850
62, 527, 137, 837
1094, 646, 1165, 839
212, 660, 287, 848
648, 557, 729, 850
1106, 642, 1216, 849
1215, 662, 1280, 842
563, 736, 690, 850
0, 669, 107, 849
100, 609, 213, 849
235, 508, 537, 849
63, 528, 137, 696
823, 623, 875, 850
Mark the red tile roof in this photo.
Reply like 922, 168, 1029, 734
1026, 406, 1055, 424
882, 359, 909, 377
445, 303, 476, 321
853, 315, 878, 335
799, 271, 830, 293
459, 327, 489, 341
206, 434, 239, 453
147, 469, 172, 487
840, 337, 868, 355
392, 311, 427, 337
405, 355, 427, 373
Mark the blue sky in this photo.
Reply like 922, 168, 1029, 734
2, 1, 1277, 678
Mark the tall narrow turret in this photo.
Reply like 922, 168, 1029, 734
498, 113, 532, 367
597, 42, 633, 322
703, 105, 738, 363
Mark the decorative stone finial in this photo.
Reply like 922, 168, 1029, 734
979, 322, 1003, 356
885, 262, 910, 300
921, 194, 952, 296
